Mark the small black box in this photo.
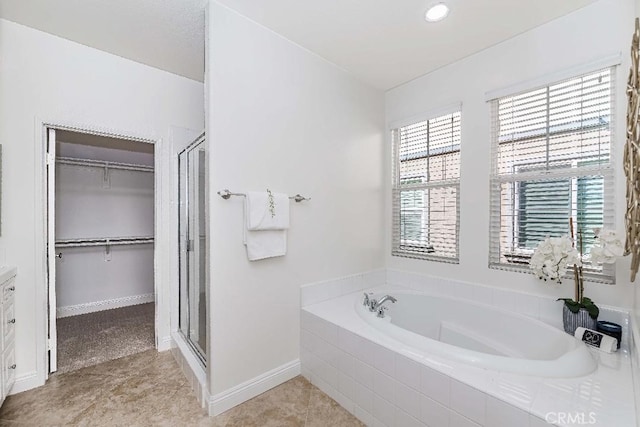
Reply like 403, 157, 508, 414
596, 321, 622, 349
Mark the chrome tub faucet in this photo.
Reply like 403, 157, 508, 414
363, 293, 397, 318
373, 295, 397, 311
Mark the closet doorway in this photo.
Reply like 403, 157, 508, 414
45, 127, 157, 375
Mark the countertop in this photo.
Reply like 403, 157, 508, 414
0, 266, 17, 284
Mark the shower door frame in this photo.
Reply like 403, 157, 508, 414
177, 133, 207, 365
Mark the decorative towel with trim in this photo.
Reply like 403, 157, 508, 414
246, 191, 290, 230
243, 191, 290, 261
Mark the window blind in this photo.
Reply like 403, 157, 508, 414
392, 111, 461, 262
488, 67, 615, 282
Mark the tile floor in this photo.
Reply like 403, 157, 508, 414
0, 350, 363, 426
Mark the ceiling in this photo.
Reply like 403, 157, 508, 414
0, 0, 207, 82
0, 0, 598, 90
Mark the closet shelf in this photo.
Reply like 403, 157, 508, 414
55, 236, 154, 248
57, 157, 154, 173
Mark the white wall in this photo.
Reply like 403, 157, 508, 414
0, 19, 204, 391
55, 142, 155, 314
58, 142, 155, 166
56, 144, 155, 240
56, 246, 153, 312
386, 0, 635, 308
207, 2, 385, 395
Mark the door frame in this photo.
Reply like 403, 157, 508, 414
45, 128, 57, 373
34, 118, 162, 382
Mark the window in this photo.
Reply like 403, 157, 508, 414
489, 67, 615, 281
400, 177, 429, 247
392, 109, 461, 262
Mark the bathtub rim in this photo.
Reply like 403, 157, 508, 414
357, 289, 596, 378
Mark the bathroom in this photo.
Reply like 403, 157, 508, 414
1, 0, 639, 426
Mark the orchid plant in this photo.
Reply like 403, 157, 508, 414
530, 226, 624, 320
529, 236, 581, 283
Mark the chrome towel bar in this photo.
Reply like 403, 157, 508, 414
217, 189, 310, 203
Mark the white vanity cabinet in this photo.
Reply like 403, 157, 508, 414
0, 267, 16, 406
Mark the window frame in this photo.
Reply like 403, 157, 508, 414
391, 106, 462, 263
488, 66, 616, 283
399, 176, 429, 248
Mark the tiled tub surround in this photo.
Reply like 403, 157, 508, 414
300, 269, 387, 307
300, 272, 636, 426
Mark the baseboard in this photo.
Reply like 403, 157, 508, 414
10, 371, 41, 395
203, 386, 211, 411
157, 335, 172, 352
57, 293, 155, 318
208, 359, 300, 416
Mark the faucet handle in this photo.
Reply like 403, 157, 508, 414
362, 293, 370, 307
376, 306, 388, 318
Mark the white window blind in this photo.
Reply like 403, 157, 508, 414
488, 67, 616, 282
392, 110, 461, 262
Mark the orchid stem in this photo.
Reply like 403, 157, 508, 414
573, 264, 580, 302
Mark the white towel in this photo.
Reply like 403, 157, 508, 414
246, 191, 290, 231
244, 229, 287, 261
574, 327, 617, 353
243, 192, 288, 261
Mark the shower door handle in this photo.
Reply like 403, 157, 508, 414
55, 253, 63, 259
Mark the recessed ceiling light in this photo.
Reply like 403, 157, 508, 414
425, 3, 450, 22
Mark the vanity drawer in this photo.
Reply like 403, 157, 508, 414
3, 347, 15, 394
3, 301, 15, 347
2, 279, 15, 303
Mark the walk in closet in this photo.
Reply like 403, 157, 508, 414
52, 130, 155, 374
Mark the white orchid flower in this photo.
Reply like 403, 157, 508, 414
529, 235, 578, 283
590, 228, 625, 264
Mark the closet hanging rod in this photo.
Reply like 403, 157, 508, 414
217, 189, 310, 203
55, 236, 154, 248
56, 157, 154, 173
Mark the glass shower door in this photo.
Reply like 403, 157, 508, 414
178, 135, 207, 363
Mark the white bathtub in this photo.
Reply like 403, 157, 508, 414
301, 274, 636, 426
358, 290, 596, 378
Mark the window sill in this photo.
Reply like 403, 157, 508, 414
489, 262, 614, 285
392, 249, 459, 264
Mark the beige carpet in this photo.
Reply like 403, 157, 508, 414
55, 302, 155, 375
